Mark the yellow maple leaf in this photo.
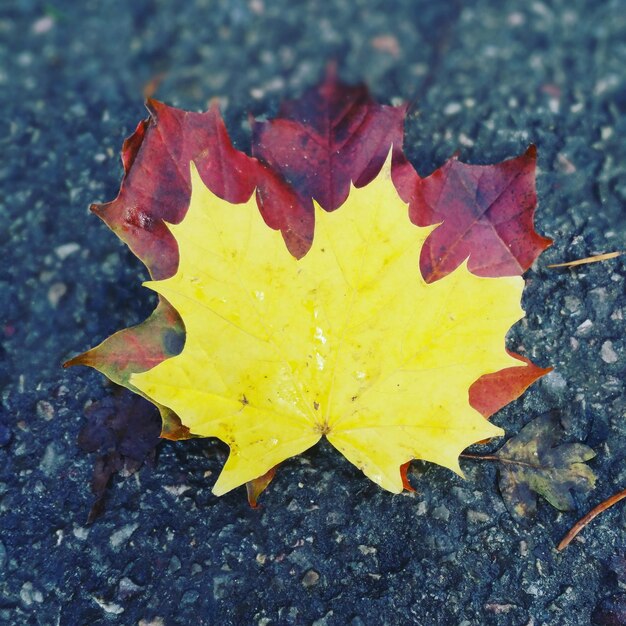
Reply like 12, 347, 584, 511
131, 159, 525, 496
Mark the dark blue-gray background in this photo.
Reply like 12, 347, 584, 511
2, 1, 626, 624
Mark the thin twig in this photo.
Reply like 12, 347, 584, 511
557, 487, 626, 551
460, 453, 538, 470
547, 251, 624, 269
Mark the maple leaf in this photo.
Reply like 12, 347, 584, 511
66, 73, 551, 504
392, 145, 552, 283
490, 412, 596, 521
129, 159, 524, 496
252, 66, 406, 213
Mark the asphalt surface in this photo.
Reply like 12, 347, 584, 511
2, 0, 626, 624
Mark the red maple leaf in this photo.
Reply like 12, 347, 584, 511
67, 71, 551, 505
252, 67, 406, 213
392, 145, 552, 283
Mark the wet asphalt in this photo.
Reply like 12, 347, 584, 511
2, 1, 626, 624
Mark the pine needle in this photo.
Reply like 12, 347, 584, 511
547, 251, 624, 269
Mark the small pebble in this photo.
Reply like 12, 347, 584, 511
167, 555, 182, 573
163, 484, 191, 497
556, 153, 576, 173
47, 282, 67, 307
32, 16, 55, 34
36, 400, 54, 420
589, 287, 611, 318
601, 340, 619, 364
118, 577, 142, 600
55, 243, 80, 260
564, 295, 581, 313
181, 590, 200, 604
576, 319, 593, 335
485, 603, 517, 614
20, 582, 43, 606
601, 126, 614, 140
458, 133, 474, 147
444, 102, 462, 115
93, 597, 124, 614
432, 505, 450, 522
302, 569, 320, 587
72, 526, 89, 540
507, 12, 525, 26
467, 510, 491, 524
544, 371, 567, 391
39, 443, 60, 475
110, 523, 139, 549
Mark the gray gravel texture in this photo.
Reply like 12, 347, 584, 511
2, 0, 626, 624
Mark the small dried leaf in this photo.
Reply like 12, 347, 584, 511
495, 412, 596, 521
